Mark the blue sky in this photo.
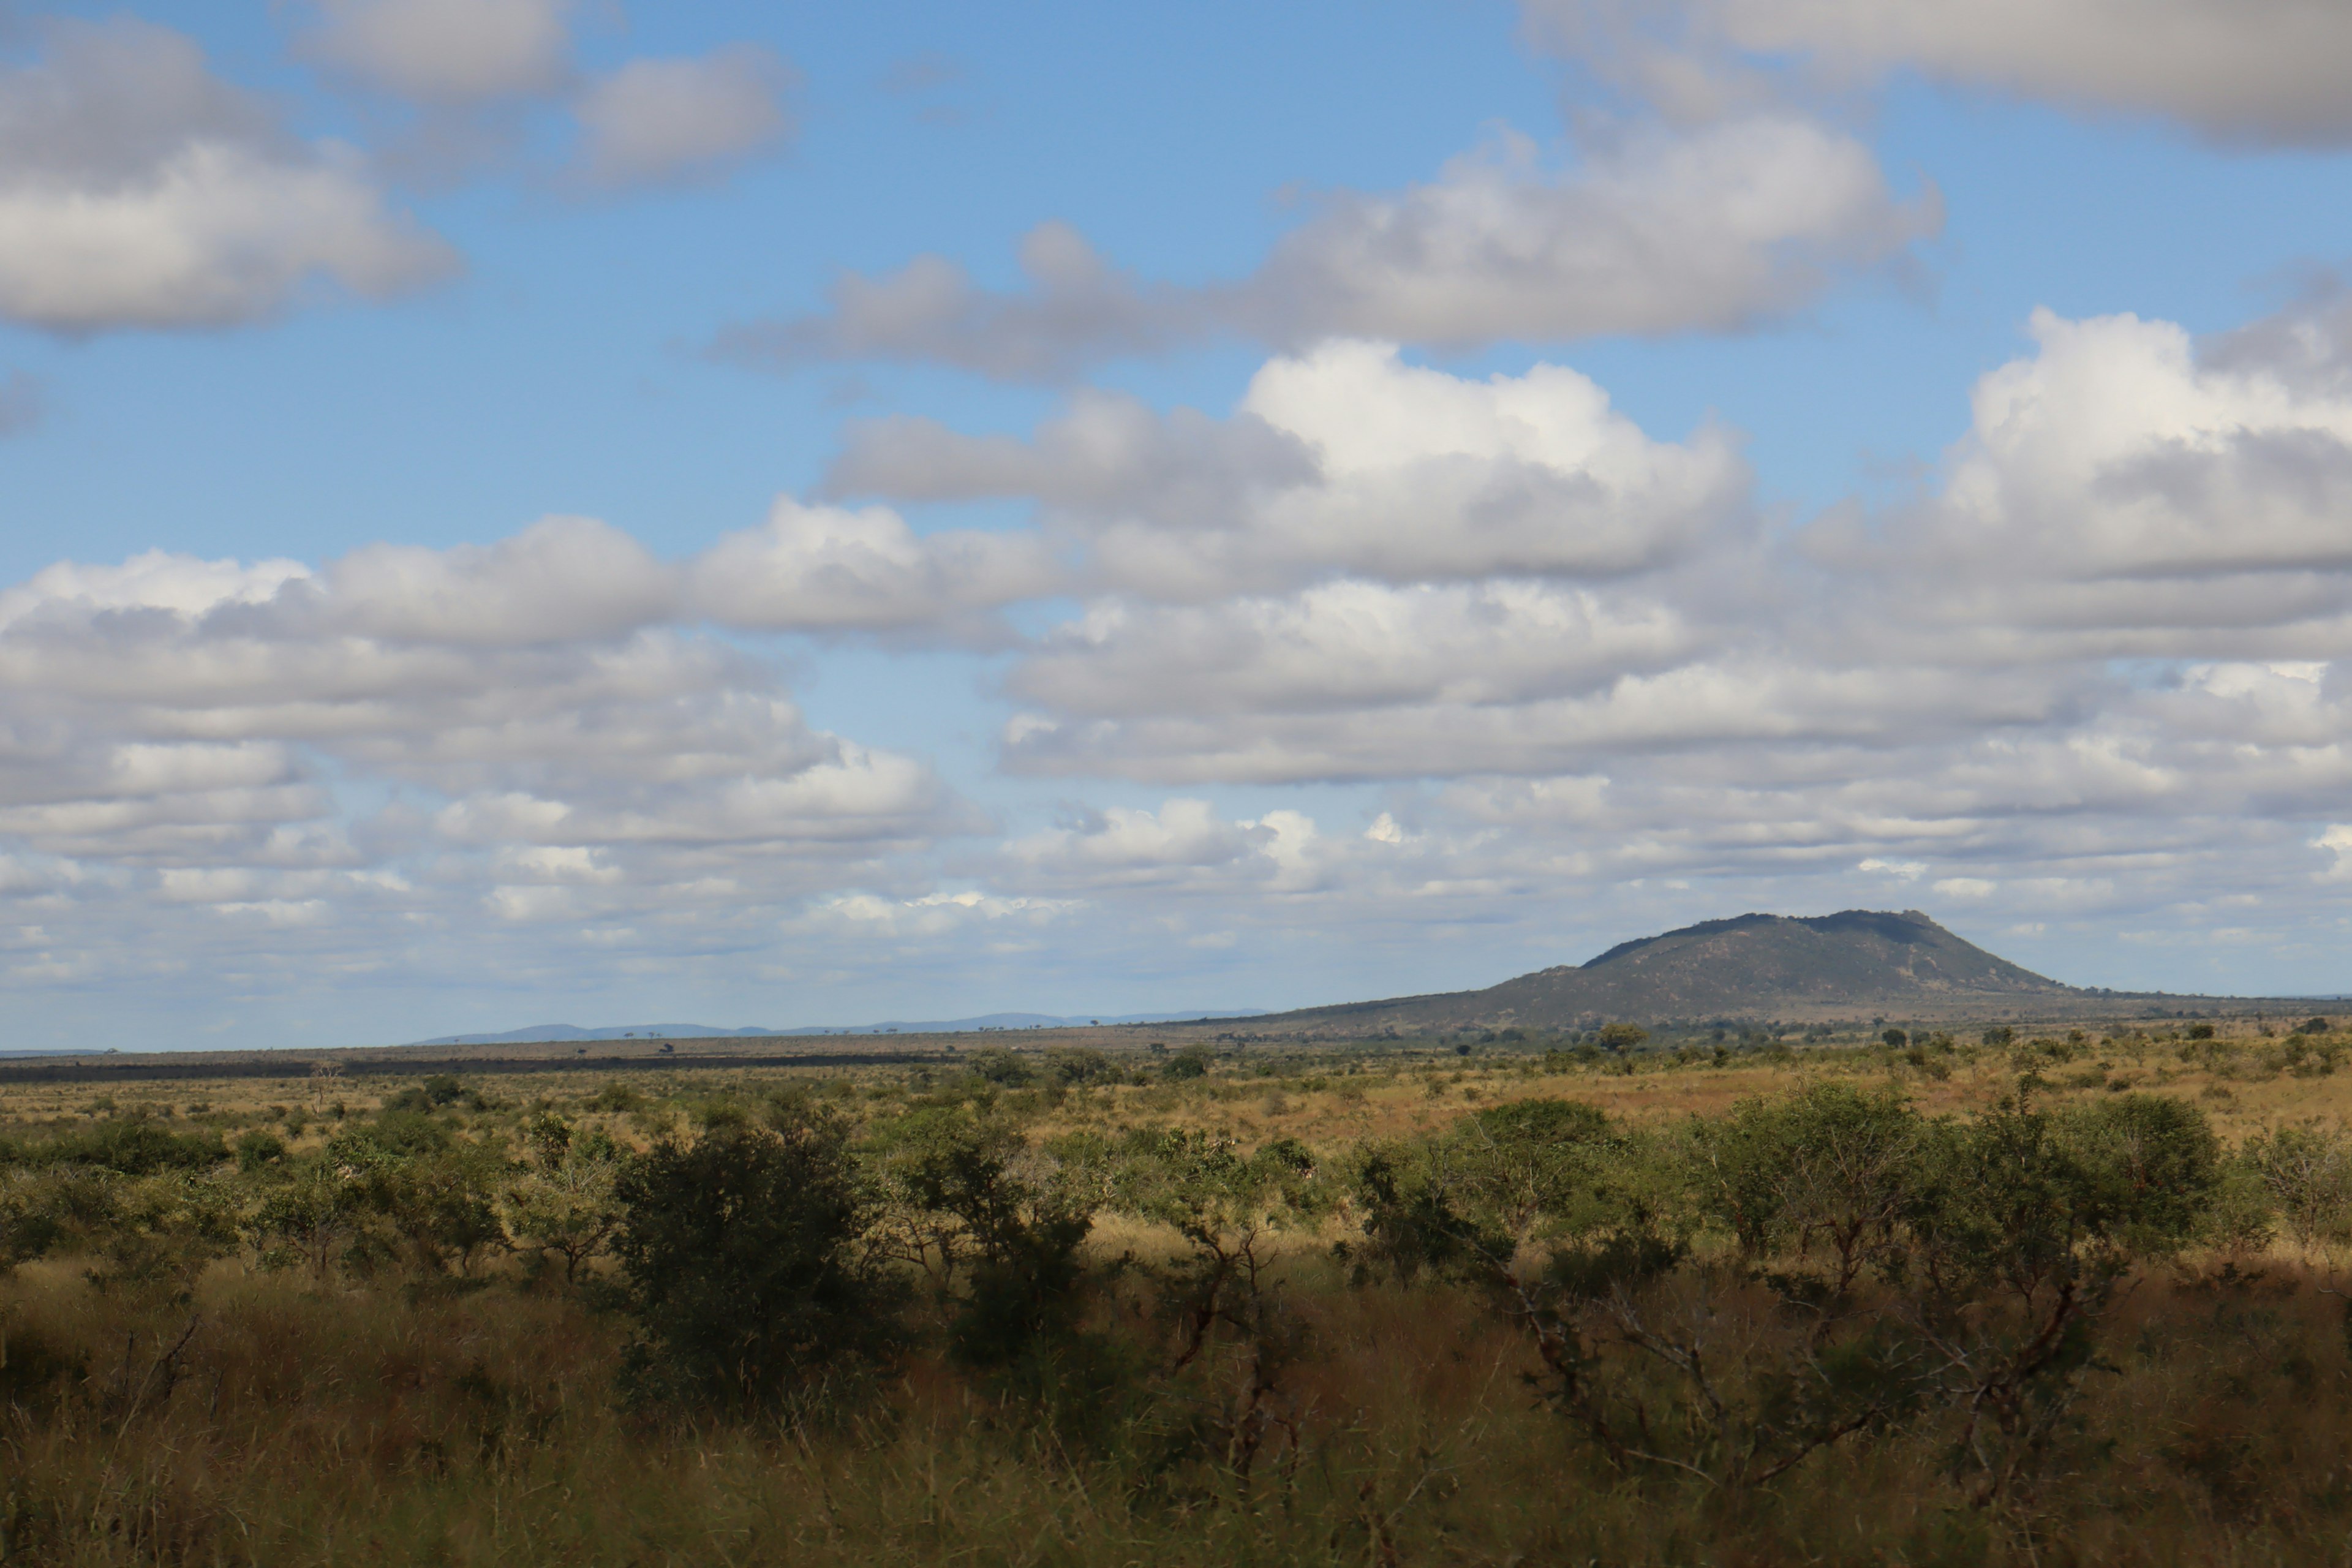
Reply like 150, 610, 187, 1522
4, 0, 2352, 1049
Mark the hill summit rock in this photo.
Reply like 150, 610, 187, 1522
1262, 910, 2095, 1035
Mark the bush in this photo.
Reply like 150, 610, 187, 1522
1, 1120, 227, 1176
1162, 1046, 1213, 1081
233, 1129, 287, 1174
611, 1107, 901, 1414
585, 1082, 644, 1113
383, 1074, 484, 1114
967, 1049, 1036, 1088
1045, 1047, 1121, 1087
2239, 1123, 2352, 1249
1695, 1082, 1921, 1291
1597, 1022, 1649, 1050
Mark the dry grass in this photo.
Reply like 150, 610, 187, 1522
9, 1023, 2352, 1564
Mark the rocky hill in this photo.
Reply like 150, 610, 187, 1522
1250, 910, 2152, 1036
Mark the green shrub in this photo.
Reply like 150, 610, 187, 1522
967, 1049, 1036, 1088
2239, 1123, 2352, 1249
1, 1119, 227, 1176
233, 1129, 287, 1174
1045, 1047, 1122, 1086
1162, 1046, 1213, 1080
611, 1107, 901, 1414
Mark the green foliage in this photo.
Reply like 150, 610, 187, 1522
504, 1116, 622, 1284
868, 1106, 1100, 1368
383, 1074, 486, 1114
1161, 1046, 1213, 1080
233, 1129, 287, 1174
1693, 1082, 1921, 1291
584, 1081, 644, 1113
0, 1119, 227, 1176
1597, 1022, 1649, 1050
2239, 1123, 2352, 1249
966, 1049, 1036, 1088
1044, 1047, 1121, 1086
611, 1107, 901, 1414
81, 1174, 239, 1297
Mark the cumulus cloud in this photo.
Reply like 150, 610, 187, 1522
20, 295, 2352, 1022
1528, 0, 2352, 146
0, 18, 456, 333
1235, 119, 1934, 346
1818, 300, 2352, 660
716, 221, 1204, 383
898, 301, 2352, 965
685, 499, 1058, 640
1001, 799, 1335, 897
301, 0, 575, 104
572, 45, 796, 188
716, 118, 1934, 380
0, 518, 987, 1007
833, 339, 1752, 599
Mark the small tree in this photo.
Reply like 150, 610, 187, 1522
2240, 1123, 2352, 1250
505, 1115, 624, 1284
1694, 1082, 1922, 1296
611, 1106, 900, 1414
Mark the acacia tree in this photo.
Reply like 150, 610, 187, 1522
504, 1114, 624, 1284
1114, 1129, 1326, 1487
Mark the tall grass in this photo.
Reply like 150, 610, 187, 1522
7, 1253, 2352, 1565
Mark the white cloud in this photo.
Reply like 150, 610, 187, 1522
716, 221, 1202, 383
302, 0, 575, 104
2318, 825, 2352, 883
716, 116, 1933, 380
686, 499, 1057, 640
794, 889, 1077, 940
1536, 0, 2352, 146
833, 340, 1751, 600
0, 19, 456, 333
1236, 119, 1934, 346
0, 518, 982, 1006
323, 515, 675, 645
1819, 301, 2352, 661
17, 292, 2352, 1025
572, 46, 796, 188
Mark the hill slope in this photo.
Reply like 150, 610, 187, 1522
1255, 910, 2109, 1035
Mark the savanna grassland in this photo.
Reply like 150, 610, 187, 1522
6, 1014, 2352, 1567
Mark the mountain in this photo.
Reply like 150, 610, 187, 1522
1248, 910, 2124, 1036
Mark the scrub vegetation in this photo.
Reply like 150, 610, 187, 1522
4, 1014, 2351, 1565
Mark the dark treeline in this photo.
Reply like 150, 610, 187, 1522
6, 1054, 2352, 1564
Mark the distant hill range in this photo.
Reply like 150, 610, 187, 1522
389, 910, 2339, 1052
1244, 910, 2223, 1036
409, 1009, 1265, 1047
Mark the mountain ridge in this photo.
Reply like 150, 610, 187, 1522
1243, 909, 2152, 1036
